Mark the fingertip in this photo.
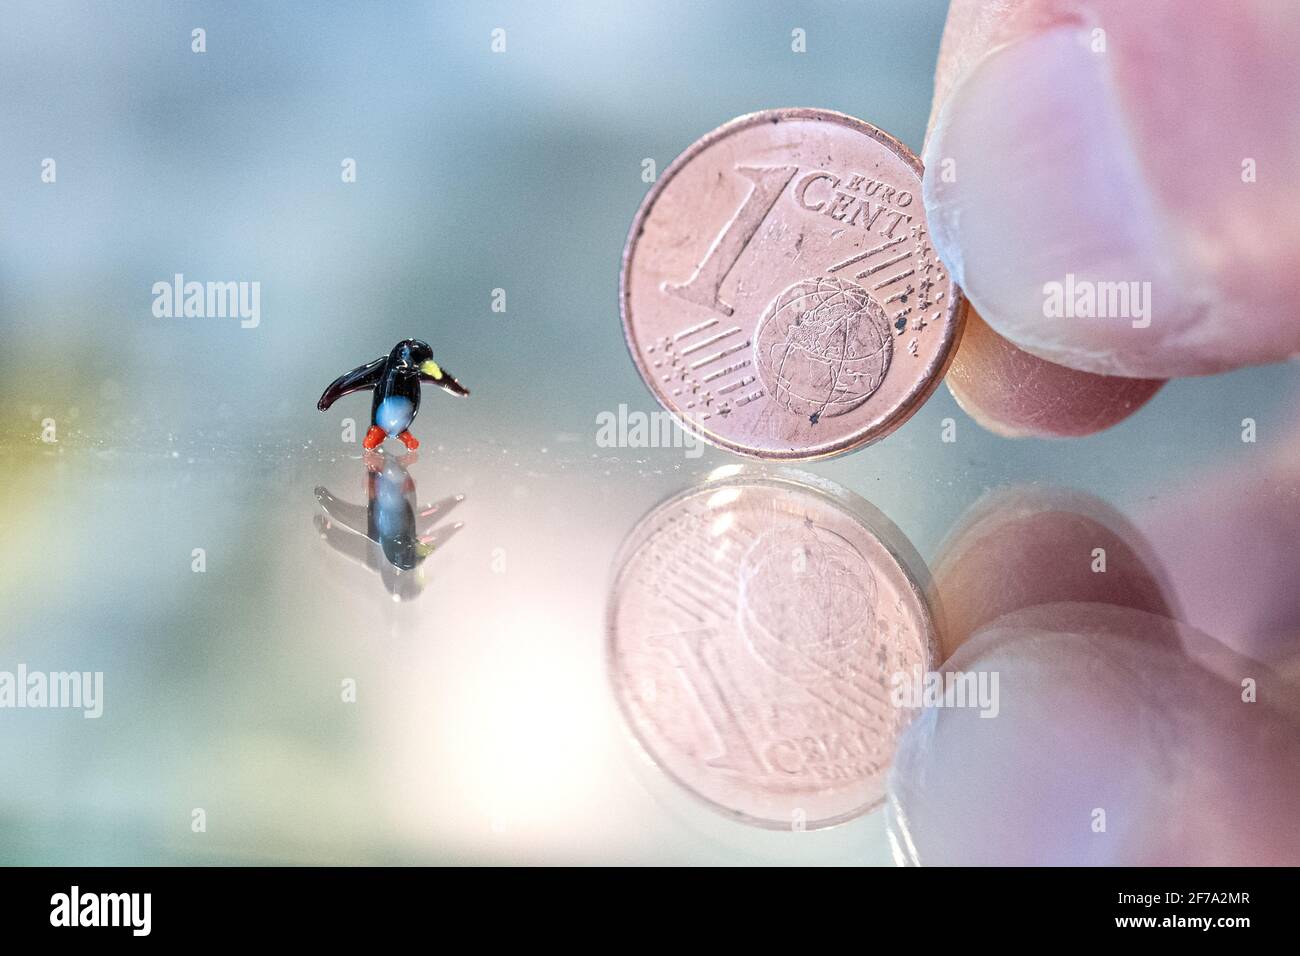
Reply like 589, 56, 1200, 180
925, 1, 1300, 377
945, 308, 1164, 438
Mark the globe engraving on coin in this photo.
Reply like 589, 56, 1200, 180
754, 276, 893, 423
621, 108, 966, 459
607, 470, 937, 828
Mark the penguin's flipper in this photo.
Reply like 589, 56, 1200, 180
317, 356, 386, 411
418, 361, 470, 397
416, 493, 465, 536
314, 486, 371, 539
313, 514, 375, 570
418, 520, 465, 554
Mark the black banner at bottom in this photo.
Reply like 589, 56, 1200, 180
0, 866, 1284, 942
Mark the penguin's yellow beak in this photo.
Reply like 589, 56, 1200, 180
420, 358, 469, 396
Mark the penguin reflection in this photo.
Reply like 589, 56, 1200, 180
313, 449, 464, 600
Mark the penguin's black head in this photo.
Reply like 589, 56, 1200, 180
392, 338, 434, 367
393, 337, 469, 396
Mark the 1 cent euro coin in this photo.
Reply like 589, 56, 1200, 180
621, 108, 967, 460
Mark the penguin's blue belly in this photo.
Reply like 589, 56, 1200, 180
375, 396, 415, 434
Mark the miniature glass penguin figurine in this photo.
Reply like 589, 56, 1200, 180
317, 339, 469, 450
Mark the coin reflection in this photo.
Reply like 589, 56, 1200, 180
608, 469, 937, 828
313, 449, 464, 601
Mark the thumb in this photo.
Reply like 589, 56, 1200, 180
923, 0, 1300, 379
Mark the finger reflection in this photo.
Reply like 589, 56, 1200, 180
888, 485, 1300, 865
930, 485, 1176, 661
608, 468, 938, 829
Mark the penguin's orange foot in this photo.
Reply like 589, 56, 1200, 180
363, 425, 387, 450
397, 430, 420, 450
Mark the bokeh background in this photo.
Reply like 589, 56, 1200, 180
1, 1, 1295, 864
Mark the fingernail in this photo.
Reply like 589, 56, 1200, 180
922, 26, 1183, 377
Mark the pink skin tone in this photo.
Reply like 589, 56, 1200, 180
891, 472, 1300, 865
889, 603, 1300, 866
924, 0, 1300, 436
880, 0, 1300, 864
